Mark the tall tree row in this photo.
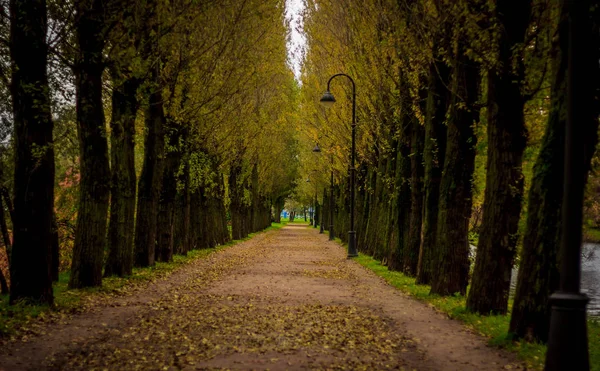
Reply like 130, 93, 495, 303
510, 0, 600, 341
0, 0, 299, 299
298, 0, 599, 346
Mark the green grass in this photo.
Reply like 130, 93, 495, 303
0, 222, 285, 337
584, 228, 600, 243
353, 253, 600, 370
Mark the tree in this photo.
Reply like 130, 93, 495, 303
105, 1, 142, 277
9, 0, 55, 303
105, 74, 139, 276
430, 34, 480, 296
510, 0, 600, 341
416, 59, 449, 285
134, 64, 165, 267
69, 0, 111, 288
134, 0, 165, 267
467, 0, 532, 315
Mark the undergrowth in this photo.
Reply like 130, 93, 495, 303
0, 222, 286, 337
584, 228, 600, 243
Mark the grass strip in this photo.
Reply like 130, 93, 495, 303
353, 253, 600, 370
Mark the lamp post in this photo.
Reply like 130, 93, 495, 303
314, 187, 318, 229
311, 144, 321, 229
320, 73, 357, 258
545, 1, 589, 369
320, 186, 325, 234
329, 153, 335, 241
306, 178, 313, 225
313, 144, 335, 239
312, 144, 326, 234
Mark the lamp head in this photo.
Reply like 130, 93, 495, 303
312, 143, 321, 153
319, 91, 336, 108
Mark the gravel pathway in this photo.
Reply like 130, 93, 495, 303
0, 223, 523, 370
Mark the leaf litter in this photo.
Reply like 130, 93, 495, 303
0, 224, 522, 370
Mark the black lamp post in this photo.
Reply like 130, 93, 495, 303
312, 144, 326, 234
320, 186, 325, 234
545, 1, 589, 369
312, 144, 321, 229
329, 153, 335, 241
320, 73, 357, 258
314, 188, 318, 229
306, 178, 313, 225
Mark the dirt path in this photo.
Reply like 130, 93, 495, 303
0, 224, 523, 370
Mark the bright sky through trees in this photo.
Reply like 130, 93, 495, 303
285, 0, 306, 82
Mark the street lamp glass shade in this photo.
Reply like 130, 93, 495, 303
319, 91, 336, 108
312, 144, 321, 153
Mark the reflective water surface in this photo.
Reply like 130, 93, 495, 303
508, 243, 600, 316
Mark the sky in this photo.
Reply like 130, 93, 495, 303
285, 0, 307, 83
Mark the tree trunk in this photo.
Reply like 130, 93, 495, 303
105, 76, 139, 277
0, 192, 10, 294
510, 0, 599, 341
189, 189, 202, 249
467, 0, 531, 314
219, 175, 230, 244
403, 120, 424, 275
0, 195, 11, 261
416, 61, 449, 285
173, 156, 191, 255
9, 0, 55, 303
250, 164, 259, 233
70, 0, 110, 289
0, 187, 14, 224
430, 44, 480, 296
389, 141, 411, 271
229, 163, 243, 240
0, 267, 7, 294
51, 213, 59, 281
274, 196, 284, 223
156, 120, 183, 262
134, 66, 165, 267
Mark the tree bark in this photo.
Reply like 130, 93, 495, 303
416, 60, 449, 285
403, 120, 424, 275
9, 0, 55, 303
189, 188, 203, 249
389, 141, 411, 271
467, 0, 531, 314
219, 174, 230, 244
0, 194, 10, 294
173, 155, 191, 255
0, 187, 14, 227
273, 196, 284, 223
70, 0, 110, 289
229, 163, 243, 240
134, 65, 165, 267
156, 119, 183, 262
430, 43, 480, 296
0, 267, 7, 294
509, 0, 600, 341
0, 195, 11, 261
105, 75, 139, 277
51, 213, 59, 281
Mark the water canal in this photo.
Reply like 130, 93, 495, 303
507, 242, 600, 316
